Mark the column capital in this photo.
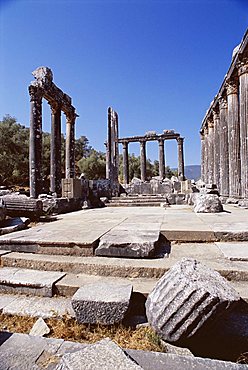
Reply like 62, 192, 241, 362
207, 117, 214, 129
29, 85, 42, 102
49, 101, 61, 115
218, 95, 228, 110
122, 141, 128, 148
213, 108, 220, 120
225, 78, 239, 95
177, 136, 184, 144
237, 57, 248, 76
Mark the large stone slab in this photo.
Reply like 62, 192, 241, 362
145, 258, 240, 343
1, 294, 74, 318
96, 230, 161, 258
216, 242, 248, 261
0, 267, 65, 297
0, 332, 63, 370
71, 282, 132, 324
56, 338, 142, 370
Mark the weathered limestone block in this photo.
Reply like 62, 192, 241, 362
145, 258, 240, 343
71, 282, 132, 325
0, 198, 6, 222
56, 338, 142, 370
193, 194, 223, 213
96, 230, 161, 258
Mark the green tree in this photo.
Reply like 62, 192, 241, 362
77, 150, 106, 179
0, 115, 29, 185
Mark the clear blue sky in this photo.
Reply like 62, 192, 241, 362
0, 0, 247, 167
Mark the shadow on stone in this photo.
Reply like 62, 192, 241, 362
123, 292, 147, 327
180, 298, 248, 362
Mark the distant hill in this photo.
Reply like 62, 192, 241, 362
184, 165, 201, 181
172, 165, 201, 181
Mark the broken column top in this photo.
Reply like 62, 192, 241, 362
32, 66, 53, 85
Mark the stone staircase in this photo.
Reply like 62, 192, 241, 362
107, 195, 168, 207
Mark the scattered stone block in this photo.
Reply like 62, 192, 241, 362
29, 317, 50, 336
56, 338, 142, 370
193, 194, 223, 213
71, 282, 132, 324
145, 258, 240, 343
96, 230, 161, 258
0, 267, 65, 297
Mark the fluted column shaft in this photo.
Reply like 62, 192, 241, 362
213, 110, 220, 190
204, 127, 209, 183
238, 60, 248, 198
200, 132, 205, 182
140, 141, 147, 182
65, 116, 75, 178
50, 104, 62, 195
177, 137, 185, 181
226, 80, 241, 197
219, 96, 229, 196
207, 118, 215, 184
29, 86, 42, 198
158, 139, 165, 179
122, 141, 129, 184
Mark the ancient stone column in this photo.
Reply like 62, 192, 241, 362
207, 117, 215, 184
226, 79, 241, 198
65, 115, 75, 179
177, 137, 185, 181
140, 140, 147, 182
104, 141, 110, 179
50, 104, 62, 195
218, 96, 229, 197
238, 58, 248, 198
213, 108, 220, 190
200, 131, 205, 182
203, 126, 209, 183
113, 111, 119, 183
158, 139, 165, 179
122, 141, 129, 184
29, 85, 42, 198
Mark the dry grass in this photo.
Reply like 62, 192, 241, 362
0, 313, 163, 352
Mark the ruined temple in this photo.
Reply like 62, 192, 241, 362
29, 67, 78, 198
200, 30, 248, 199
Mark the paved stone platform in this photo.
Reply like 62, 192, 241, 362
0, 332, 246, 370
0, 205, 247, 258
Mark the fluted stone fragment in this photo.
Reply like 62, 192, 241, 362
145, 258, 240, 343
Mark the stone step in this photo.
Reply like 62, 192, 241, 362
0, 293, 74, 318
106, 202, 163, 207
0, 267, 65, 297
110, 198, 166, 202
1, 247, 248, 282
54, 272, 248, 301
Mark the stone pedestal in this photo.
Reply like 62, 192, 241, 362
219, 96, 229, 197
238, 60, 248, 198
140, 141, 146, 182
122, 141, 129, 184
226, 80, 241, 198
29, 86, 42, 198
50, 105, 61, 195
158, 139, 165, 179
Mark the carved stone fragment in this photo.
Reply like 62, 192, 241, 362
145, 258, 240, 343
